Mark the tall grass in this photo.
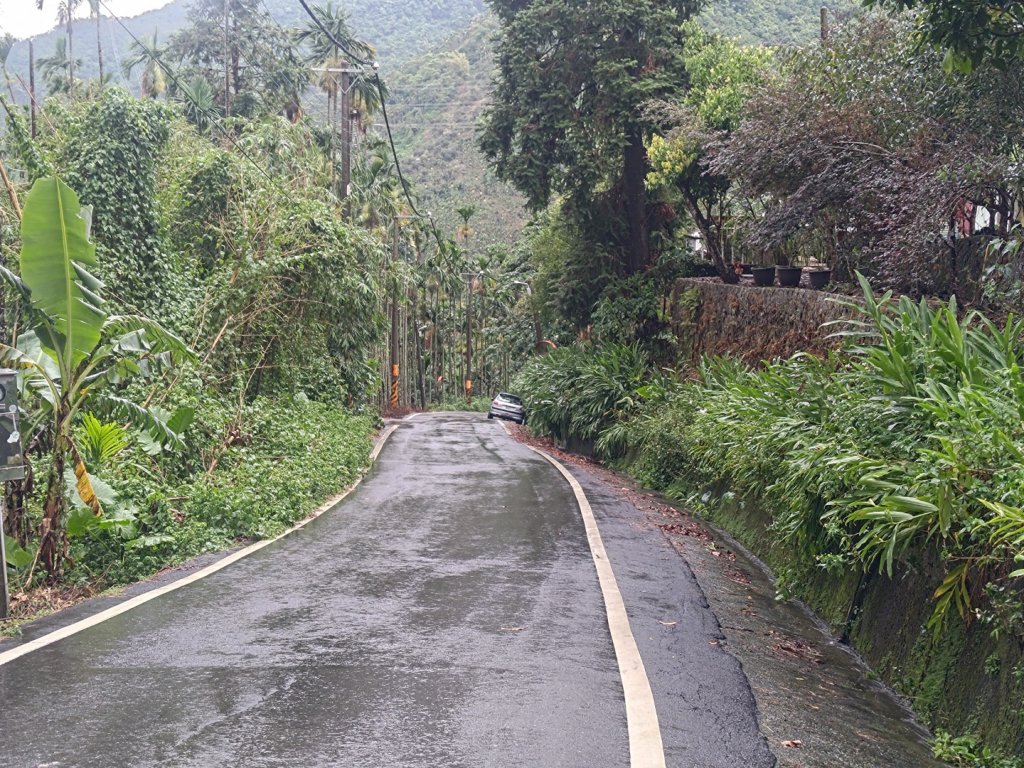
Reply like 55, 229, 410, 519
513, 344, 654, 452
516, 277, 1024, 633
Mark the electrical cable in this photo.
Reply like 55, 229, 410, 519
295, 0, 372, 67
293, 0, 459, 268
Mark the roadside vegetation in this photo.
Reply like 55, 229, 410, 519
4, 0, 1024, 759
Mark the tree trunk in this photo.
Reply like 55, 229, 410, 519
38, 428, 68, 582
67, 18, 74, 91
95, 11, 104, 84
623, 123, 649, 275
682, 190, 737, 283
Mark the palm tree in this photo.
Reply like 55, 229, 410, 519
36, 0, 82, 91
351, 138, 402, 236
176, 76, 219, 133
296, 2, 381, 130
456, 205, 477, 244
38, 38, 81, 96
122, 32, 167, 99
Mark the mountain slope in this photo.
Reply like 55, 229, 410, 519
385, 13, 527, 248
700, 0, 860, 46
6, 0, 487, 87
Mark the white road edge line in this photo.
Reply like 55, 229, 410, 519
0, 423, 401, 667
500, 421, 667, 768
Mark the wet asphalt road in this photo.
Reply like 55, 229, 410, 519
0, 413, 773, 767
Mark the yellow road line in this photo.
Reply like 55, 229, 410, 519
500, 422, 667, 768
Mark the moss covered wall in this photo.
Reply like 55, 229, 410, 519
688, 478, 1024, 756
671, 278, 855, 366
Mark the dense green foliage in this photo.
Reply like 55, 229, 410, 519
0, 73, 390, 589
480, 0, 701, 277
518, 282, 1024, 637
69, 399, 375, 586
646, 22, 773, 277
708, 14, 1024, 297
866, 0, 1024, 71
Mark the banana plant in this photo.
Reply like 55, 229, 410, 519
0, 177, 195, 581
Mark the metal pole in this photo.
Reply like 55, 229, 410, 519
464, 274, 473, 405
340, 69, 352, 214
1, 495, 10, 620
223, 0, 231, 118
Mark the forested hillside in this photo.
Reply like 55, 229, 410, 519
6, 0, 487, 84
385, 15, 526, 247
700, 0, 858, 45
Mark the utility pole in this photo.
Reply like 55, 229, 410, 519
820, 7, 829, 42
340, 68, 352, 211
223, 0, 231, 118
390, 218, 400, 410
28, 41, 36, 138
313, 66, 359, 209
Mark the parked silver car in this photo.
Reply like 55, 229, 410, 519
488, 392, 527, 425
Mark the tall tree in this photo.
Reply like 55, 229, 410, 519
37, 37, 80, 96
296, 3, 381, 137
88, 0, 104, 83
168, 0, 308, 119
479, 0, 702, 275
123, 32, 168, 99
35, 0, 82, 91
645, 22, 772, 279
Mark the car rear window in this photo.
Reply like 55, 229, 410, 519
498, 393, 523, 405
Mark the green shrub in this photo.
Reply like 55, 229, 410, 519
67, 398, 376, 585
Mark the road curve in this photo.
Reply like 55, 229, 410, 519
0, 413, 773, 768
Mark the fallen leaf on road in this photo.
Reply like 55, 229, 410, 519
499, 627, 524, 632
658, 620, 677, 627
781, 740, 803, 748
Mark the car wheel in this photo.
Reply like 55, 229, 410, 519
487, 413, 493, 419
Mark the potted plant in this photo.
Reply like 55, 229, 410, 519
808, 266, 832, 289
774, 244, 802, 287
751, 253, 775, 286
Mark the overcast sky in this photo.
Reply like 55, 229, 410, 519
0, 0, 174, 40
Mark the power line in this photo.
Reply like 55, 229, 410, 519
292, 0, 460, 264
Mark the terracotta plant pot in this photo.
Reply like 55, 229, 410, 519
776, 265, 802, 287
751, 266, 775, 287
808, 269, 832, 290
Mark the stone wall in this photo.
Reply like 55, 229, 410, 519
671, 278, 856, 366
697, 489, 1024, 757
